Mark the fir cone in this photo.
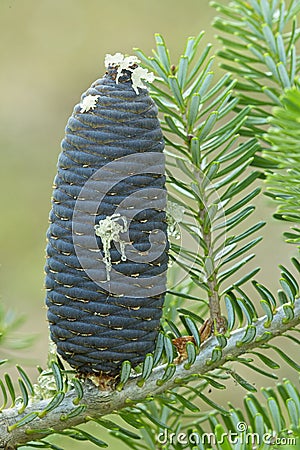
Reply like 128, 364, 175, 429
45, 54, 168, 376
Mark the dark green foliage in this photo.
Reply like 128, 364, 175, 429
264, 85, 300, 243
212, 0, 300, 116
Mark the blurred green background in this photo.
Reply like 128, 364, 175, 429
0, 0, 298, 448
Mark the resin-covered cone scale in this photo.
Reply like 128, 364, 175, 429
45, 54, 168, 376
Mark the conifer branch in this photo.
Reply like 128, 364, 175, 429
1, 298, 299, 449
